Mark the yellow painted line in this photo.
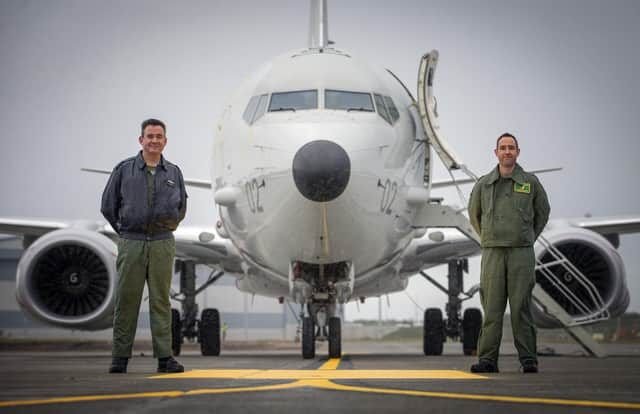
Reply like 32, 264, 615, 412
185, 381, 303, 396
314, 380, 640, 410
150, 369, 484, 380
318, 358, 341, 370
1, 350, 636, 410
0, 390, 185, 408
1, 378, 639, 410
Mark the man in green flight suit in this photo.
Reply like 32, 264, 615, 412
101, 118, 187, 374
468, 133, 550, 373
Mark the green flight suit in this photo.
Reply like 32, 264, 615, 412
468, 163, 550, 364
112, 237, 175, 358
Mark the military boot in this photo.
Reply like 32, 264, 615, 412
521, 359, 538, 373
109, 357, 129, 374
157, 357, 184, 373
470, 359, 499, 373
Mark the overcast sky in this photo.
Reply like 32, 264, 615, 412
1, 0, 639, 320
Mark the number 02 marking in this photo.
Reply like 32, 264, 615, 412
378, 179, 398, 214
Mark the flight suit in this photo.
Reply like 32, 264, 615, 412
101, 152, 187, 359
468, 163, 550, 364
113, 237, 175, 358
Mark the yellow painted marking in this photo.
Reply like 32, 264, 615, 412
321, 204, 330, 256
1, 352, 638, 410
1, 378, 639, 410
316, 380, 640, 410
150, 369, 483, 380
318, 358, 341, 370
0, 391, 185, 408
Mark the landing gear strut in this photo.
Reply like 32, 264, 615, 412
171, 260, 225, 356
420, 259, 482, 356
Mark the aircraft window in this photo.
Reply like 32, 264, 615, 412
325, 90, 374, 112
242, 94, 269, 124
253, 94, 269, 122
269, 90, 318, 111
383, 96, 400, 122
374, 93, 391, 124
242, 95, 260, 124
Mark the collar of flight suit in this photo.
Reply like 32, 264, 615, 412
484, 163, 527, 185
134, 150, 167, 171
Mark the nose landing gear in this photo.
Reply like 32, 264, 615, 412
301, 303, 342, 359
292, 261, 350, 359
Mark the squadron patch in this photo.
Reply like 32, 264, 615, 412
514, 182, 531, 194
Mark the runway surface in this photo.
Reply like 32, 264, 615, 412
0, 340, 639, 413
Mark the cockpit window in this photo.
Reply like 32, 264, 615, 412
253, 94, 269, 121
374, 93, 391, 124
243, 93, 269, 125
269, 90, 318, 112
242, 95, 260, 124
325, 90, 374, 112
374, 93, 400, 125
383, 96, 400, 122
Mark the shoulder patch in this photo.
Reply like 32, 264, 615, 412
514, 182, 531, 194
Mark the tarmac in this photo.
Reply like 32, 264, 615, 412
0, 340, 639, 413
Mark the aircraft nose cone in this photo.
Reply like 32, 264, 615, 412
292, 140, 351, 202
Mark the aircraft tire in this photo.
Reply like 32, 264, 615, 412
199, 308, 221, 356
171, 308, 182, 356
328, 316, 341, 358
423, 308, 444, 356
302, 316, 315, 359
462, 307, 482, 356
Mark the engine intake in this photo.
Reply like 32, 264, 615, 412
532, 227, 629, 328
16, 229, 117, 330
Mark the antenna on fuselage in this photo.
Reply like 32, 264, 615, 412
308, 0, 330, 50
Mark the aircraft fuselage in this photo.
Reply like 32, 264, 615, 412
213, 49, 428, 301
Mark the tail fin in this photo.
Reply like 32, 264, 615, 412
308, 0, 329, 49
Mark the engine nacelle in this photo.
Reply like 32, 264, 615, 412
532, 225, 630, 328
16, 229, 117, 330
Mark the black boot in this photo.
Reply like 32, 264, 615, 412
521, 359, 538, 373
109, 357, 128, 373
470, 359, 499, 373
157, 357, 184, 373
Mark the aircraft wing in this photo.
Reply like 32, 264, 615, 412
0, 217, 75, 237
171, 226, 244, 272
399, 213, 640, 275
431, 167, 563, 189
568, 214, 640, 235
0, 217, 243, 272
399, 228, 481, 274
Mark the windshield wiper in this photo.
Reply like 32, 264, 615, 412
347, 107, 373, 112
271, 107, 297, 112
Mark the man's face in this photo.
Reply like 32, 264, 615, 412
139, 125, 167, 156
494, 136, 519, 168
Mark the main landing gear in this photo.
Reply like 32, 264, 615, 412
171, 260, 225, 356
420, 259, 482, 356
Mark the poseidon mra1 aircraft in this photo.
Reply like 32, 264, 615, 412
2, 0, 639, 359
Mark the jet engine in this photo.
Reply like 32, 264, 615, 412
15, 228, 117, 330
532, 225, 630, 328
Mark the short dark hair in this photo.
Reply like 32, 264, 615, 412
141, 118, 166, 136
496, 132, 519, 149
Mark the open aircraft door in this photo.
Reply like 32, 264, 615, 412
417, 50, 476, 179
